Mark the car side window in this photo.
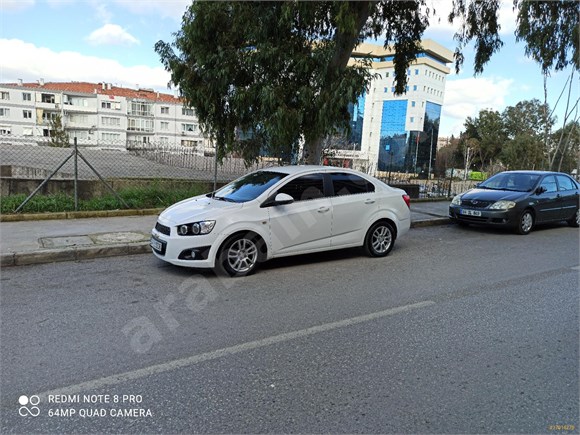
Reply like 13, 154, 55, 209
277, 174, 325, 202
556, 175, 576, 191
539, 176, 558, 193
331, 173, 375, 196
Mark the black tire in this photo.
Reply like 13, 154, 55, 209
363, 221, 395, 257
515, 209, 534, 235
567, 208, 580, 228
216, 233, 262, 277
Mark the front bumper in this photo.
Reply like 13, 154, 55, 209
448, 205, 518, 227
151, 223, 217, 268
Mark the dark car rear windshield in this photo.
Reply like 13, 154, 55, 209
479, 173, 541, 192
209, 171, 288, 203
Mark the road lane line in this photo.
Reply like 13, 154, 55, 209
36, 300, 435, 398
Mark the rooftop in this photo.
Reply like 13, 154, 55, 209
2, 81, 181, 103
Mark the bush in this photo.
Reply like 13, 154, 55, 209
1, 183, 207, 214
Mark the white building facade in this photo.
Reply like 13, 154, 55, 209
0, 81, 212, 154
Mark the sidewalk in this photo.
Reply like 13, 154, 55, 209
0, 200, 450, 267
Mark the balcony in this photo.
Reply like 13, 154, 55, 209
62, 102, 97, 114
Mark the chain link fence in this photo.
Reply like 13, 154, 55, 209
1, 135, 482, 210
0, 136, 279, 183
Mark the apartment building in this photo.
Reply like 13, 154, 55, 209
0, 80, 211, 153
334, 39, 454, 175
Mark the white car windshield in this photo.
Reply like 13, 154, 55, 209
210, 171, 288, 203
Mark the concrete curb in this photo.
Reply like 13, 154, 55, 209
1, 242, 151, 267
410, 218, 451, 228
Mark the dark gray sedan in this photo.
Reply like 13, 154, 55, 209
449, 171, 580, 234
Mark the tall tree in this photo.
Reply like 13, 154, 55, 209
459, 109, 506, 171
48, 113, 69, 148
156, 0, 577, 164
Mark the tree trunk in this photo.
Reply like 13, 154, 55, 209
304, 136, 325, 165
305, 1, 375, 164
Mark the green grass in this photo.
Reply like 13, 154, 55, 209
1, 184, 208, 214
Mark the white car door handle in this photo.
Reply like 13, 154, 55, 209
318, 206, 330, 213
364, 199, 375, 204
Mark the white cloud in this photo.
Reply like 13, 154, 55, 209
440, 76, 513, 136
86, 24, 139, 46
89, 0, 113, 23
1, 0, 35, 12
425, 0, 518, 37
0, 39, 170, 91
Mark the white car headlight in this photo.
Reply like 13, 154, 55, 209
451, 195, 462, 206
177, 220, 216, 236
489, 200, 516, 210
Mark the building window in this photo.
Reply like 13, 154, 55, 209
182, 123, 197, 133
415, 69, 419, 75
413, 85, 417, 91
160, 106, 169, 114
181, 139, 198, 147
102, 101, 121, 110
160, 121, 170, 131
23, 110, 32, 119
42, 112, 58, 122
102, 132, 121, 141
22, 92, 31, 101
159, 136, 169, 144
0, 126, 11, 135
410, 117, 414, 122
0, 92, 10, 100
128, 118, 154, 132
411, 101, 416, 107
41, 93, 55, 103
0, 108, 10, 117
102, 116, 121, 126
182, 107, 195, 116
128, 101, 153, 116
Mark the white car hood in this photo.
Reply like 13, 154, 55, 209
160, 195, 243, 225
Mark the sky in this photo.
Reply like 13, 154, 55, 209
1, 0, 577, 138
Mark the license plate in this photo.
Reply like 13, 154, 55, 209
150, 237, 163, 252
461, 209, 482, 217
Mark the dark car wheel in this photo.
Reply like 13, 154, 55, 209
364, 221, 395, 257
567, 208, 580, 228
516, 209, 534, 235
216, 233, 261, 277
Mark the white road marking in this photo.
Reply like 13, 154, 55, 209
36, 300, 435, 398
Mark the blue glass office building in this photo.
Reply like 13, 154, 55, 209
339, 39, 452, 176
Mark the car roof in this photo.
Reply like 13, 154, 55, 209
499, 170, 567, 175
260, 165, 359, 176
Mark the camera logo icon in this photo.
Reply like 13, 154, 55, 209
18, 395, 40, 417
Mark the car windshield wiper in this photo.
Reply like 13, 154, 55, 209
499, 188, 525, 192
212, 195, 238, 203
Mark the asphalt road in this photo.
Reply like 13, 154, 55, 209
1, 223, 578, 434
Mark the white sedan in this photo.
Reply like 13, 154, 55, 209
151, 165, 411, 276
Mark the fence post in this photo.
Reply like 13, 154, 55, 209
74, 136, 78, 211
447, 168, 454, 198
